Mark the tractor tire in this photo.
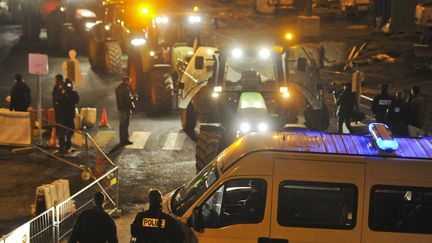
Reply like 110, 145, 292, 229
180, 104, 197, 132
195, 129, 222, 173
88, 36, 104, 70
145, 67, 173, 116
103, 41, 123, 75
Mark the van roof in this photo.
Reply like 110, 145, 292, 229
219, 131, 432, 169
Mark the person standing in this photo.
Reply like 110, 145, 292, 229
115, 77, 135, 145
409, 85, 427, 129
9, 74, 31, 112
131, 189, 185, 243
58, 80, 79, 153
386, 91, 409, 136
336, 82, 357, 134
53, 74, 65, 128
371, 84, 393, 123
69, 192, 118, 243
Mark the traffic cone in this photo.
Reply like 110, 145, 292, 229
99, 108, 110, 128
49, 127, 57, 148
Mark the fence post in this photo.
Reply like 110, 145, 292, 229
53, 204, 59, 243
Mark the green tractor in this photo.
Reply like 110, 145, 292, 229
177, 45, 330, 172
87, 0, 201, 115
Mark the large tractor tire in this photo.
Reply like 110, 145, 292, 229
145, 66, 173, 116
180, 104, 197, 132
195, 128, 222, 173
103, 41, 123, 75
88, 36, 104, 70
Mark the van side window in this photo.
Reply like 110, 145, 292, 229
369, 185, 432, 234
278, 181, 357, 229
200, 178, 267, 228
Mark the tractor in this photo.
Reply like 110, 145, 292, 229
87, 0, 202, 115
177, 44, 330, 172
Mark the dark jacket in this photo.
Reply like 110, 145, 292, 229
387, 98, 409, 136
409, 95, 427, 129
372, 92, 394, 123
336, 89, 356, 117
52, 84, 64, 121
115, 82, 134, 111
58, 89, 79, 120
131, 206, 185, 243
10, 81, 31, 112
68, 205, 118, 243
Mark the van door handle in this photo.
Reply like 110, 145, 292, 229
258, 237, 289, 243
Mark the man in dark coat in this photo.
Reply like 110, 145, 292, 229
69, 192, 118, 243
131, 189, 185, 243
336, 83, 357, 134
371, 84, 394, 123
53, 74, 65, 137
115, 77, 135, 145
241, 180, 266, 222
9, 74, 31, 112
408, 85, 427, 129
387, 91, 409, 136
58, 79, 79, 153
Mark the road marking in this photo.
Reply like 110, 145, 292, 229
126, 131, 151, 149
162, 132, 187, 151
92, 131, 115, 149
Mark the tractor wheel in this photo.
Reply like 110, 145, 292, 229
195, 128, 222, 173
180, 104, 197, 132
88, 36, 104, 70
145, 67, 173, 116
103, 41, 123, 75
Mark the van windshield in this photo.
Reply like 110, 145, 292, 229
171, 164, 219, 216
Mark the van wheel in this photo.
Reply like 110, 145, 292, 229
195, 129, 221, 173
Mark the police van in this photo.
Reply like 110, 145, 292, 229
163, 123, 432, 242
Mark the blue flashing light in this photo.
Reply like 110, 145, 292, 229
368, 123, 399, 151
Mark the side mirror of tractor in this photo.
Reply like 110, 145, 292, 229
297, 57, 307, 72
195, 56, 204, 70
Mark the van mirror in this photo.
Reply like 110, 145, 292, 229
195, 56, 204, 70
188, 207, 204, 232
297, 57, 307, 72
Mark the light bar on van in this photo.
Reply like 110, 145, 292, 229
368, 123, 398, 151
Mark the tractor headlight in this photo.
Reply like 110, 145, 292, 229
259, 48, 270, 59
214, 86, 222, 93
280, 86, 290, 98
188, 15, 202, 24
131, 38, 146, 46
231, 48, 243, 59
240, 122, 251, 133
85, 21, 97, 30
155, 16, 169, 24
258, 122, 268, 132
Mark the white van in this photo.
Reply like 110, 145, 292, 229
163, 124, 432, 243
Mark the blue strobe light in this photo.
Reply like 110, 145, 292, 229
368, 123, 399, 151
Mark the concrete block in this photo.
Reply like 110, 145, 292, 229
297, 15, 320, 37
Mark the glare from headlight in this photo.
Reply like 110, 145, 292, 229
232, 48, 243, 58
214, 86, 222, 92
104, 25, 110, 31
240, 122, 250, 133
259, 48, 270, 59
258, 123, 268, 132
131, 38, 146, 46
188, 15, 201, 24
85, 22, 97, 30
211, 92, 219, 98
156, 16, 169, 24
149, 51, 155, 56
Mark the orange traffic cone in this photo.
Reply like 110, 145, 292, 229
99, 108, 110, 128
49, 127, 57, 148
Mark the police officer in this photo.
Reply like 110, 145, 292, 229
58, 79, 79, 153
131, 189, 185, 243
387, 91, 409, 136
69, 192, 118, 243
9, 73, 31, 112
371, 84, 394, 123
336, 82, 357, 134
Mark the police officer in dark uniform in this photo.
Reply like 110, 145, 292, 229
131, 189, 185, 243
69, 192, 118, 243
371, 84, 394, 123
58, 79, 79, 153
336, 83, 357, 134
9, 73, 31, 112
387, 91, 409, 136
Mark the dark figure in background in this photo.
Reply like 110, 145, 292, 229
336, 83, 357, 134
69, 192, 118, 243
58, 80, 79, 153
115, 77, 135, 145
9, 74, 31, 112
371, 84, 394, 123
409, 85, 427, 129
53, 74, 65, 135
387, 91, 409, 136
131, 189, 185, 243
241, 180, 266, 222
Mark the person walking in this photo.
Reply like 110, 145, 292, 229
115, 76, 135, 145
9, 74, 31, 112
386, 91, 409, 136
69, 192, 118, 243
371, 84, 393, 123
58, 79, 79, 153
408, 85, 427, 129
336, 82, 357, 134
131, 189, 185, 243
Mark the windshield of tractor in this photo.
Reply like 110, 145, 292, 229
224, 54, 277, 84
